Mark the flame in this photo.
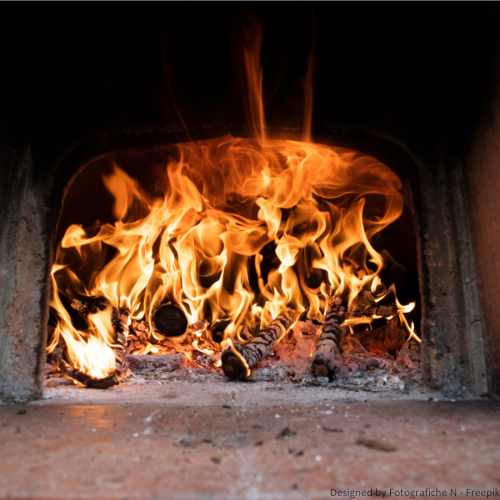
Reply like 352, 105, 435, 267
49, 138, 418, 371
48, 266, 117, 379
48, 16, 419, 377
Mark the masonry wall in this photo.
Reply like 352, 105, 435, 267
462, 38, 500, 398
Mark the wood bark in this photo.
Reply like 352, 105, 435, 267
311, 297, 345, 378
221, 310, 294, 380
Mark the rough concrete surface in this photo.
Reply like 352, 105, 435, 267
0, 146, 51, 403
0, 381, 499, 500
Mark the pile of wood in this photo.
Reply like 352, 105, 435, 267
47, 281, 419, 386
221, 287, 418, 380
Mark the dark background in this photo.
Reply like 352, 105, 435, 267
1, 2, 499, 173
1, 2, 500, 332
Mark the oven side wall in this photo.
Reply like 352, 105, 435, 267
0, 144, 53, 402
462, 57, 500, 399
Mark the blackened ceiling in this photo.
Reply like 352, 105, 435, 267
0, 2, 499, 177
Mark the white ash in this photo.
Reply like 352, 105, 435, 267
126, 354, 183, 373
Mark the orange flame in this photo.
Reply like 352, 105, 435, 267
48, 16, 419, 376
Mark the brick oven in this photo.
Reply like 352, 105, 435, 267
0, 3, 499, 404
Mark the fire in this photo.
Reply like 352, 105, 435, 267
47, 14, 419, 379
49, 266, 117, 378
49, 137, 418, 376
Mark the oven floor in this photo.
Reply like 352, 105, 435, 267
0, 381, 499, 499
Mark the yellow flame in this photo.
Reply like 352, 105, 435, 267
226, 339, 251, 378
49, 268, 116, 378
50, 137, 420, 371
48, 17, 419, 374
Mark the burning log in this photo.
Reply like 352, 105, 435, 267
70, 295, 129, 381
152, 303, 188, 338
221, 310, 294, 380
47, 353, 119, 388
311, 297, 346, 378
382, 317, 407, 352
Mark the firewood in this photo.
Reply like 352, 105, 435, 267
47, 353, 119, 388
361, 337, 388, 356
210, 319, 250, 343
152, 303, 188, 337
382, 317, 406, 352
221, 310, 294, 380
311, 297, 345, 378
70, 295, 129, 379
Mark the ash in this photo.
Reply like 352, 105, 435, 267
122, 320, 423, 394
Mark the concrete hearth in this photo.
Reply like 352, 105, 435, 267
0, 383, 498, 499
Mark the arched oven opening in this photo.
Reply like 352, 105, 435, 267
46, 133, 422, 392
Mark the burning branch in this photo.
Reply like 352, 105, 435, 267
71, 296, 129, 379
221, 310, 294, 380
48, 354, 120, 388
46, 295, 128, 388
311, 297, 346, 378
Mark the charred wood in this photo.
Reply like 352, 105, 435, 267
126, 353, 183, 374
311, 297, 345, 378
111, 308, 129, 376
71, 296, 109, 316
382, 317, 407, 352
395, 340, 421, 372
47, 353, 119, 388
340, 335, 380, 372
152, 303, 188, 338
70, 295, 129, 378
221, 310, 294, 380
